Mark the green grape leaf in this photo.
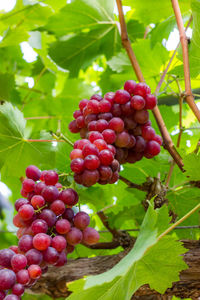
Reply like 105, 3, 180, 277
0, 102, 55, 185
107, 40, 169, 79
183, 152, 200, 181
47, 0, 120, 76
123, 0, 190, 25
67, 204, 187, 299
0, 73, 15, 101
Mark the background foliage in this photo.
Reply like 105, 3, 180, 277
0, 0, 200, 299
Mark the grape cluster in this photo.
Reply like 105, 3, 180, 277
69, 80, 162, 186
0, 165, 99, 299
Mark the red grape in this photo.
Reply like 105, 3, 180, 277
26, 165, 41, 181
82, 227, 99, 245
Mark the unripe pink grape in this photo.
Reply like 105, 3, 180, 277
115, 132, 131, 148
134, 109, 149, 124
70, 149, 83, 160
82, 227, 99, 245
28, 264, 42, 279
66, 228, 83, 245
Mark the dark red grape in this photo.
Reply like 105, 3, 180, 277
144, 141, 161, 157
31, 195, 45, 209
145, 94, 157, 109
96, 119, 108, 132
102, 129, 116, 144
34, 182, 46, 195
22, 179, 35, 193
79, 99, 89, 111
99, 100, 111, 113
55, 251, 67, 267
63, 207, 74, 221
25, 249, 43, 266
0, 269, 16, 290
87, 100, 99, 114
70, 149, 83, 160
81, 169, 99, 186
88, 120, 97, 131
134, 110, 149, 124
50, 200, 65, 215
141, 126, 156, 141
111, 103, 122, 117
131, 95, 145, 110
73, 110, 82, 119
108, 117, 124, 132
124, 80, 137, 94
68, 120, 80, 133
59, 189, 78, 206
133, 82, 150, 97
114, 90, 130, 104
26, 165, 41, 181
11, 254, 27, 272
31, 219, 48, 234
15, 198, 29, 212
98, 166, 112, 181
39, 209, 57, 227
18, 204, 34, 221
41, 185, 59, 203
43, 247, 59, 264
84, 155, 100, 170
12, 283, 24, 296
90, 94, 103, 101
82, 143, 99, 157
18, 235, 33, 253
74, 212, 90, 230
115, 132, 131, 147
0, 249, 15, 268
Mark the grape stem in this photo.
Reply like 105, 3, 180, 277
171, 0, 200, 122
51, 132, 74, 147
119, 175, 149, 191
155, 15, 193, 96
115, 0, 184, 171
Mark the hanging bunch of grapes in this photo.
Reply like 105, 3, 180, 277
69, 80, 162, 187
0, 166, 99, 299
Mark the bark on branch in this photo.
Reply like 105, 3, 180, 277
29, 240, 200, 299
